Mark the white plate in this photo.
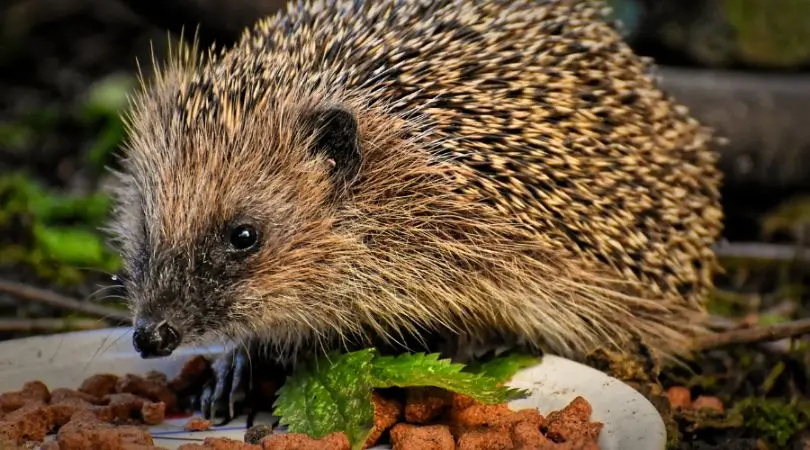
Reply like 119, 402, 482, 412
0, 328, 666, 449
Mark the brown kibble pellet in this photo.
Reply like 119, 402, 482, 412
49, 388, 102, 405
245, 425, 275, 445
116, 374, 178, 412
49, 397, 114, 426
512, 421, 553, 448
450, 394, 478, 413
0, 381, 50, 415
145, 370, 168, 386
404, 387, 450, 423
494, 408, 544, 429
692, 395, 724, 413
21, 381, 50, 403
544, 396, 602, 444
551, 396, 592, 422
456, 427, 513, 450
0, 421, 21, 443
141, 401, 166, 425
168, 355, 212, 394
389, 423, 455, 450
0, 401, 55, 443
196, 436, 262, 449
666, 386, 692, 410
57, 409, 103, 434
0, 392, 29, 414
78, 374, 120, 398
364, 392, 403, 448
450, 403, 513, 428
261, 431, 351, 450
57, 410, 154, 450
550, 418, 603, 444
58, 425, 154, 450
185, 417, 213, 431
104, 393, 147, 421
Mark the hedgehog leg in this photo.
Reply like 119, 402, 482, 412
200, 344, 282, 426
200, 346, 244, 424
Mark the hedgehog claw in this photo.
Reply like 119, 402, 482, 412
198, 345, 284, 428
200, 347, 250, 426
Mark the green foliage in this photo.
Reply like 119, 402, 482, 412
81, 73, 135, 121
273, 349, 536, 449
80, 74, 136, 171
0, 74, 134, 285
728, 398, 810, 447
371, 352, 529, 404
273, 349, 378, 450
0, 173, 121, 285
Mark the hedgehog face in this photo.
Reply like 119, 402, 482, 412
116, 103, 365, 359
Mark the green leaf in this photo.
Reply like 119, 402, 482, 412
464, 352, 541, 383
81, 74, 136, 121
32, 224, 108, 266
371, 352, 529, 404
273, 349, 378, 450
273, 349, 532, 449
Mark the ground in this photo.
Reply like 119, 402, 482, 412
1, 0, 809, 449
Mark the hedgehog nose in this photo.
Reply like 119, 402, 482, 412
132, 318, 181, 358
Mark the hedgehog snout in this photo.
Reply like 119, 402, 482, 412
132, 316, 182, 358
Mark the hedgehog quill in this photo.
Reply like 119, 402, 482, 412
108, 0, 723, 425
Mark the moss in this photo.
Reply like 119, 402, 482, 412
0, 173, 121, 286
673, 398, 810, 447
728, 398, 810, 447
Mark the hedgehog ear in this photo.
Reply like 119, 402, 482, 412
305, 106, 362, 192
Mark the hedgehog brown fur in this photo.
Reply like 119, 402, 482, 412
111, 0, 723, 371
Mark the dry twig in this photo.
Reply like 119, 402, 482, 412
694, 318, 810, 350
713, 241, 810, 261
0, 318, 110, 333
0, 279, 130, 322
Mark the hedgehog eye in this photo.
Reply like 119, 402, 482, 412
229, 224, 259, 251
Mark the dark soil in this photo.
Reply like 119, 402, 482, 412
0, 1, 808, 449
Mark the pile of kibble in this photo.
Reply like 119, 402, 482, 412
0, 355, 603, 450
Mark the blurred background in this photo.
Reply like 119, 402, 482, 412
1, 0, 810, 447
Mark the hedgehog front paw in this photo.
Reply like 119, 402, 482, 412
200, 346, 251, 426
199, 345, 285, 427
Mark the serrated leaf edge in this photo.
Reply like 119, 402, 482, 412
272, 349, 536, 446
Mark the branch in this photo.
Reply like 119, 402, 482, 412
658, 67, 810, 190
712, 241, 810, 262
0, 279, 131, 323
0, 318, 110, 333
694, 318, 810, 351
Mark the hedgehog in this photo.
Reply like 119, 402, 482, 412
108, 0, 724, 423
